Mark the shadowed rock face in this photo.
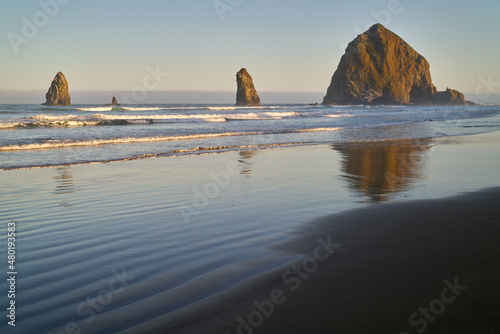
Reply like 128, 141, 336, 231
42, 72, 71, 106
431, 88, 465, 105
111, 96, 119, 105
236, 68, 261, 106
323, 24, 467, 105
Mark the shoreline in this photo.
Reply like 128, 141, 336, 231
2, 128, 499, 172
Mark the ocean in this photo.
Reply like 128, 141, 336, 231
1, 103, 500, 170
1, 103, 500, 334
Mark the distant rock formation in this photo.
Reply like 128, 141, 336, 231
42, 72, 71, 106
431, 88, 466, 105
236, 68, 261, 106
106, 96, 120, 106
322, 24, 469, 105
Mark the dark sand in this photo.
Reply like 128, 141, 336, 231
153, 187, 500, 334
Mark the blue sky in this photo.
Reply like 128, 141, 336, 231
0, 0, 499, 98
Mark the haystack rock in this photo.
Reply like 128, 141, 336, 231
42, 72, 71, 106
107, 96, 120, 106
322, 24, 468, 105
236, 68, 261, 106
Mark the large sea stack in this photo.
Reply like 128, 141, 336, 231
236, 68, 261, 106
42, 72, 71, 106
322, 24, 467, 105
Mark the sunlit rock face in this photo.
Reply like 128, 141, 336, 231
323, 24, 467, 106
42, 72, 71, 106
236, 68, 261, 106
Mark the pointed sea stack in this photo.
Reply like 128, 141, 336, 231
107, 96, 120, 106
42, 72, 71, 106
322, 24, 468, 105
236, 68, 261, 106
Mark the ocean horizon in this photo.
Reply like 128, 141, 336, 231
1, 90, 500, 105
0, 91, 327, 105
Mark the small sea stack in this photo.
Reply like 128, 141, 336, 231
236, 68, 261, 106
106, 96, 120, 106
431, 88, 467, 105
42, 72, 71, 106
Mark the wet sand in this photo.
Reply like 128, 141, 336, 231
157, 188, 500, 334
147, 133, 500, 334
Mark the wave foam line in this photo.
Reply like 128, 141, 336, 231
204, 106, 284, 110
324, 114, 352, 118
296, 127, 344, 132
0, 112, 302, 129
93, 112, 298, 120
0, 127, 343, 152
120, 107, 163, 111
0, 119, 132, 128
74, 106, 286, 112
75, 107, 113, 112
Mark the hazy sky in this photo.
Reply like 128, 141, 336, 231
1, 0, 499, 96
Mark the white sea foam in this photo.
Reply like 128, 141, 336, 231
76, 107, 113, 112
0, 109, 380, 129
261, 111, 298, 117
0, 114, 105, 128
205, 107, 238, 111
0, 112, 300, 128
323, 114, 352, 118
0, 127, 343, 151
159, 106, 206, 110
74, 106, 286, 112
93, 113, 270, 120
0, 132, 253, 151
296, 127, 343, 132
205, 106, 284, 110
121, 107, 163, 111
37, 112, 298, 121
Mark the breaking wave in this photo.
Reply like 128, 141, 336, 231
0, 111, 310, 128
0, 127, 343, 151
75, 107, 114, 112
120, 107, 164, 111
